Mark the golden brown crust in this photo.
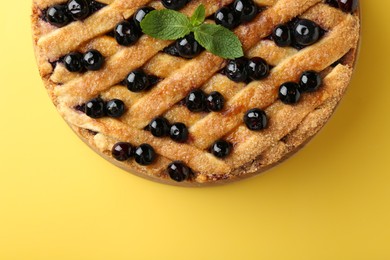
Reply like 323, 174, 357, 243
32, 0, 360, 185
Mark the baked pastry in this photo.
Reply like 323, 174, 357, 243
31, 0, 360, 186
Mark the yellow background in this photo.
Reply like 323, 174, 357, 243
1, 1, 389, 259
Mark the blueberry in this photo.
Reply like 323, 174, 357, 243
215, 7, 240, 29
149, 117, 170, 137
233, 0, 258, 23
170, 123, 189, 143
299, 71, 322, 92
337, 0, 358, 13
112, 142, 134, 161
210, 140, 232, 158
175, 33, 202, 59
244, 108, 267, 131
89, 0, 107, 13
272, 24, 292, 47
163, 44, 181, 57
134, 144, 156, 166
83, 49, 104, 71
85, 98, 106, 118
293, 19, 321, 46
133, 6, 155, 29
124, 70, 150, 92
186, 89, 206, 112
161, 0, 188, 10
106, 99, 126, 118
325, 0, 339, 8
46, 5, 71, 27
279, 82, 301, 104
63, 52, 84, 72
206, 91, 225, 112
67, 0, 90, 20
225, 58, 248, 82
167, 161, 192, 182
246, 57, 270, 80
114, 20, 141, 46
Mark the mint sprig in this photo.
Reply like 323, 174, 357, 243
140, 5, 244, 59
140, 9, 191, 40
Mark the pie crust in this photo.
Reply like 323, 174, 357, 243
32, 0, 360, 186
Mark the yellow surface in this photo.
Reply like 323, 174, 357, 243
0, 1, 389, 259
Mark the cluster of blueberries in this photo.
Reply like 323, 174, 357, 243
83, 97, 126, 119
162, 33, 203, 59
112, 7, 154, 46
272, 0, 358, 50
112, 142, 156, 166
113, 140, 192, 181
325, 0, 358, 13
63, 49, 104, 72
185, 90, 225, 113
224, 57, 270, 83
45, 0, 105, 27
214, 0, 259, 29
272, 19, 323, 49
278, 71, 322, 105
148, 117, 189, 143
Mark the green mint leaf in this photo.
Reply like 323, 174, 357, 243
140, 9, 191, 40
190, 4, 206, 26
194, 24, 244, 59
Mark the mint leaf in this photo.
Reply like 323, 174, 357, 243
140, 9, 191, 40
190, 4, 206, 27
194, 24, 244, 59
140, 5, 244, 59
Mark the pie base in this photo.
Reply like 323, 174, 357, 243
32, 0, 360, 186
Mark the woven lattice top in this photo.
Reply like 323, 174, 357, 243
32, 0, 360, 185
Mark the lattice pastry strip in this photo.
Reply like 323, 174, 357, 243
246, 40, 298, 66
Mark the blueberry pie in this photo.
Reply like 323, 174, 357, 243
32, 0, 360, 185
